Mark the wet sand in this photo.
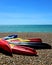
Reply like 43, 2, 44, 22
0, 32, 52, 65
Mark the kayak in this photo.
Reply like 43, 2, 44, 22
9, 42, 51, 49
7, 38, 42, 43
10, 44, 37, 55
0, 39, 12, 55
0, 39, 37, 56
3, 34, 18, 40
1, 34, 42, 42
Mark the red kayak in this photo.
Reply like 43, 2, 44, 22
7, 38, 42, 44
0, 39, 12, 55
28, 38, 42, 42
10, 44, 37, 55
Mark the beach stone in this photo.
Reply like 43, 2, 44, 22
0, 33, 52, 65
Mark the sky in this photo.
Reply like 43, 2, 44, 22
0, 0, 52, 25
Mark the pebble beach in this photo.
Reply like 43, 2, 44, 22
0, 32, 52, 65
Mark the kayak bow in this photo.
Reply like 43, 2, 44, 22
0, 39, 12, 55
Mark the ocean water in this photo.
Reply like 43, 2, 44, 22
0, 25, 52, 32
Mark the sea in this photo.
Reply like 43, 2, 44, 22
0, 25, 52, 32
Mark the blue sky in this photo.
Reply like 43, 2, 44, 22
0, 0, 52, 25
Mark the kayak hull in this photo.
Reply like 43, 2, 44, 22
28, 38, 42, 42
10, 44, 37, 55
0, 40, 12, 55
19, 42, 51, 49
